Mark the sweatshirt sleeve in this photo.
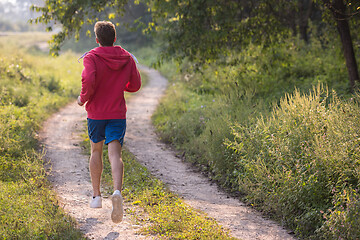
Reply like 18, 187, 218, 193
124, 58, 141, 93
79, 55, 96, 103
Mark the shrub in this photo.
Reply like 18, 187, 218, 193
226, 85, 360, 238
319, 188, 360, 239
44, 76, 62, 93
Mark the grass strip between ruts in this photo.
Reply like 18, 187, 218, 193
81, 135, 236, 239
80, 69, 237, 239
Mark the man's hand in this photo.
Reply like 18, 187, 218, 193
77, 96, 84, 106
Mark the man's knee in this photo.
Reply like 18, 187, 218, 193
91, 140, 104, 153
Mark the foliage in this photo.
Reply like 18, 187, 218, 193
151, 37, 360, 239
148, 0, 309, 64
31, 0, 151, 56
0, 156, 84, 240
32, 0, 360, 89
32, 0, 305, 61
81, 133, 235, 240
60, 0, 153, 54
226, 86, 360, 238
0, 33, 84, 239
319, 187, 360, 239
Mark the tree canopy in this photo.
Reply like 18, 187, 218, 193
32, 0, 360, 89
31, 0, 136, 55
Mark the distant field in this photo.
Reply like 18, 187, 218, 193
0, 31, 51, 50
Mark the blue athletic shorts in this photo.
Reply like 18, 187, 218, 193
87, 118, 126, 146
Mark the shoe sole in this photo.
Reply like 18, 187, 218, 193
90, 204, 102, 208
111, 194, 123, 223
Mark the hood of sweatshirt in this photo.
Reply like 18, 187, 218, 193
87, 46, 131, 71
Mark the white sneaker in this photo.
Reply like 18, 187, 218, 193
111, 190, 123, 223
90, 196, 102, 208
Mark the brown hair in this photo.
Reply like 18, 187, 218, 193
94, 21, 116, 46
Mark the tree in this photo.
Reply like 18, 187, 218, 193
320, 0, 360, 90
298, 0, 314, 42
148, 0, 303, 64
30, 0, 149, 55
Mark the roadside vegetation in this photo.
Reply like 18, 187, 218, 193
0, 33, 85, 239
149, 36, 360, 239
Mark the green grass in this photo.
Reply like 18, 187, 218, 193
149, 37, 360, 239
0, 32, 85, 239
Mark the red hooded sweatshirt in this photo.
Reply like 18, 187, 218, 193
79, 46, 141, 120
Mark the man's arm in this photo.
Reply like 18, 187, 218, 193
78, 55, 96, 106
124, 59, 141, 93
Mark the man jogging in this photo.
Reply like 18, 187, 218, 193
77, 21, 141, 223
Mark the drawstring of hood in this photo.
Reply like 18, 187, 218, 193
128, 52, 139, 64
78, 52, 89, 63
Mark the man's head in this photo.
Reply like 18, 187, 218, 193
94, 21, 116, 46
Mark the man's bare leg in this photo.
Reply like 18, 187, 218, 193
108, 140, 124, 191
90, 140, 104, 197
108, 140, 124, 223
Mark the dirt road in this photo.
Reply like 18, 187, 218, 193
40, 65, 295, 239
40, 102, 148, 239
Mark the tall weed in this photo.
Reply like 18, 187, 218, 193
227, 85, 360, 237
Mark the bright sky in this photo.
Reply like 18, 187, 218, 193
0, 0, 41, 22
0, 0, 16, 3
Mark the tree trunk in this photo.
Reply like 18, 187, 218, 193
331, 0, 359, 91
298, 0, 313, 43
